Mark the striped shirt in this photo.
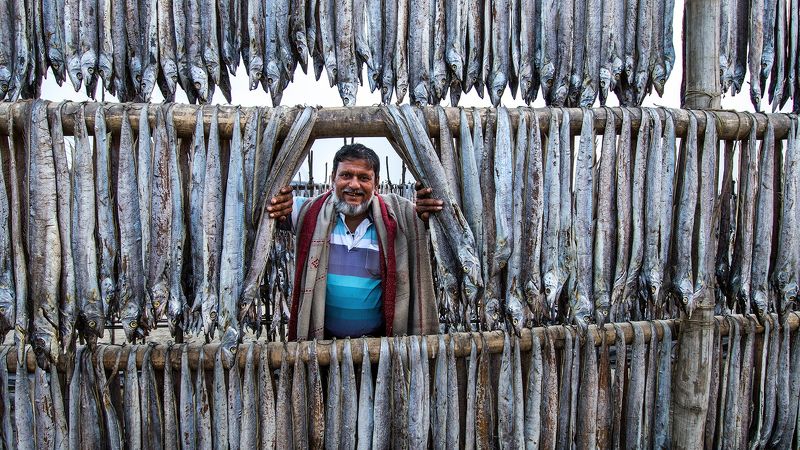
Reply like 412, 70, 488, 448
294, 197, 384, 338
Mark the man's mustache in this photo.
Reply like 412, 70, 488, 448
342, 188, 366, 196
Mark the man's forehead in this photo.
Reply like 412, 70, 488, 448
333, 158, 376, 173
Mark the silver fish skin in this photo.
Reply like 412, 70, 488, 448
518, 0, 536, 101
68, 347, 83, 450
111, 0, 131, 100
186, 0, 209, 102
275, 345, 294, 450
15, 347, 35, 450
251, 106, 284, 226
596, 334, 612, 449
776, 315, 800, 448
196, 349, 213, 450
245, 0, 263, 88
180, 345, 197, 450
165, 107, 185, 334
556, 327, 573, 448
326, 340, 342, 449
357, 340, 375, 449
73, 105, 104, 343
290, 0, 309, 73
7, 110, 26, 357
391, 337, 409, 447
772, 118, 799, 315
372, 338, 391, 449
433, 335, 448, 449
212, 347, 229, 450
464, 337, 478, 449
432, 0, 449, 103
308, 341, 326, 449
524, 333, 543, 449
610, 109, 632, 321
511, 336, 525, 448
539, 0, 557, 100
141, 345, 164, 449
137, 0, 159, 100
576, 329, 598, 449
460, 109, 484, 277
737, 318, 756, 448
749, 0, 765, 109
42, 0, 67, 85
393, 0, 409, 102
94, 0, 112, 89
559, 109, 573, 319
163, 345, 179, 450
50, 360, 69, 450
721, 317, 742, 448
623, 111, 649, 315
198, 107, 223, 338
240, 343, 258, 449
407, 336, 425, 448
641, 109, 663, 316
540, 330, 558, 450
147, 108, 172, 329
694, 112, 718, 305
488, 0, 510, 106
366, 0, 383, 91
340, 339, 358, 448
523, 111, 545, 322
598, 0, 617, 102
79, 347, 104, 448
761, 0, 777, 95
593, 110, 616, 325
334, 0, 358, 105
611, 323, 626, 449
64, 0, 82, 90
768, 0, 786, 109
157, 0, 178, 96
118, 109, 146, 342
541, 110, 563, 322
219, 108, 245, 334
227, 344, 243, 450
704, 319, 722, 449
241, 108, 259, 263
124, 346, 142, 450
463, 0, 481, 93
568, 0, 586, 106
187, 108, 206, 332
0, 125, 12, 340
34, 365, 55, 450
551, 0, 573, 105
259, 340, 277, 450
493, 108, 513, 276
95, 107, 117, 322
137, 106, 152, 273
318, 0, 337, 88
378, 0, 396, 101
571, 109, 594, 331
653, 321, 673, 449
27, 100, 61, 368
506, 111, 528, 330
673, 112, 699, 316
579, 0, 601, 105
94, 347, 122, 450
730, 118, 759, 315
0, 0, 15, 96
200, 0, 220, 86
658, 111, 676, 308
641, 322, 658, 448
408, 0, 432, 105
625, 322, 646, 448
447, 337, 461, 448
750, 118, 774, 318
288, 344, 308, 449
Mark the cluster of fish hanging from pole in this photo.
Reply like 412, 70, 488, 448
0, 0, 680, 107
718, 0, 800, 112
6, 315, 800, 449
2, 100, 800, 370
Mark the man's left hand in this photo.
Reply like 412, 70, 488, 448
415, 182, 444, 222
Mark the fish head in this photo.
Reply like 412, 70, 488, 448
652, 66, 666, 97
543, 270, 563, 321
579, 85, 596, 107
449, 82, 462, 107
552, 82, 568, 106
338, 81, 358, 106
150, 282, 170, 321
67, 57, 83, 92
677, 281, 697, 318
488, 72, 507, 107
201, 291, 219, 339
750, 86, 762, 112
446, 52, 464, 83
367, 67, 381, 93
248, 57, 264, 90
190, 66, 209, 103
505, 293, 529, 335
540, 62, 555, 89
752, 290, 770, 322
594, 298, 610, 328
265, 61, 282, 94
97, 55, 114, 88
161, 61, 179, 94
483, 298, 502, 330
219, 326, 239, 368
0, 287, 13, 336
140, 67, 158, 101
598, 68, 612, 101
411, 83, 429, 106
778, 281, 798, 316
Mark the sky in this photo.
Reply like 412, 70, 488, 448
38, 0, 778, 185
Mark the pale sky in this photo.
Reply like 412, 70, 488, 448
39, 0, 779, 184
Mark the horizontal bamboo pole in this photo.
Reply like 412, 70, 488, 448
3, 313, 797, 373
0, 101, 793, 141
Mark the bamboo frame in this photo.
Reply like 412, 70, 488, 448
3, 313, 796, 373
0, 101, 794, 141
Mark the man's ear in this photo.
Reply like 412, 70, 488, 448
330, 171, 336, 185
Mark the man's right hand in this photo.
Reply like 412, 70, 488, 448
267, 186, 294, 221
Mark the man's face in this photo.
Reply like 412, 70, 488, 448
332, 158, 378, 217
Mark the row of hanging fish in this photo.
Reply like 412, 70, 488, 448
382, 104, 800, 333
0, 0, 679, 107
0, 99, 318, 368
718, 0, 800, 112
3, 322, 682, 449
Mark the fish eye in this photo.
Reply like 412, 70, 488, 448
210, 311, 218, 320
513, 318, 519, 325
545, 288, 551, 295
153, 301, 160, 307
130, 321, 137, 328
0, 307, 5, 313
650, 286, 656, 294
194, 81, 201, 90
230, 346, 236, 353
88, 320, 96, 328
682, 296, 689, 304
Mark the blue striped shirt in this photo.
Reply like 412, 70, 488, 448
295, 197, 384, 338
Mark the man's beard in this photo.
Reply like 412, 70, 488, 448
333, 188, 373, 217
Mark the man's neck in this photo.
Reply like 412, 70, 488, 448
343, 212, 369, 232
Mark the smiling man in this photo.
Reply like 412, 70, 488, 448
267, 143, 443, 340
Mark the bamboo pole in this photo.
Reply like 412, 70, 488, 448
673, 0, 722, 446
3, 313, 796, 373
0, 101, 793, 141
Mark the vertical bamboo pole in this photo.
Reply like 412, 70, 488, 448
673, 0, 721, 447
